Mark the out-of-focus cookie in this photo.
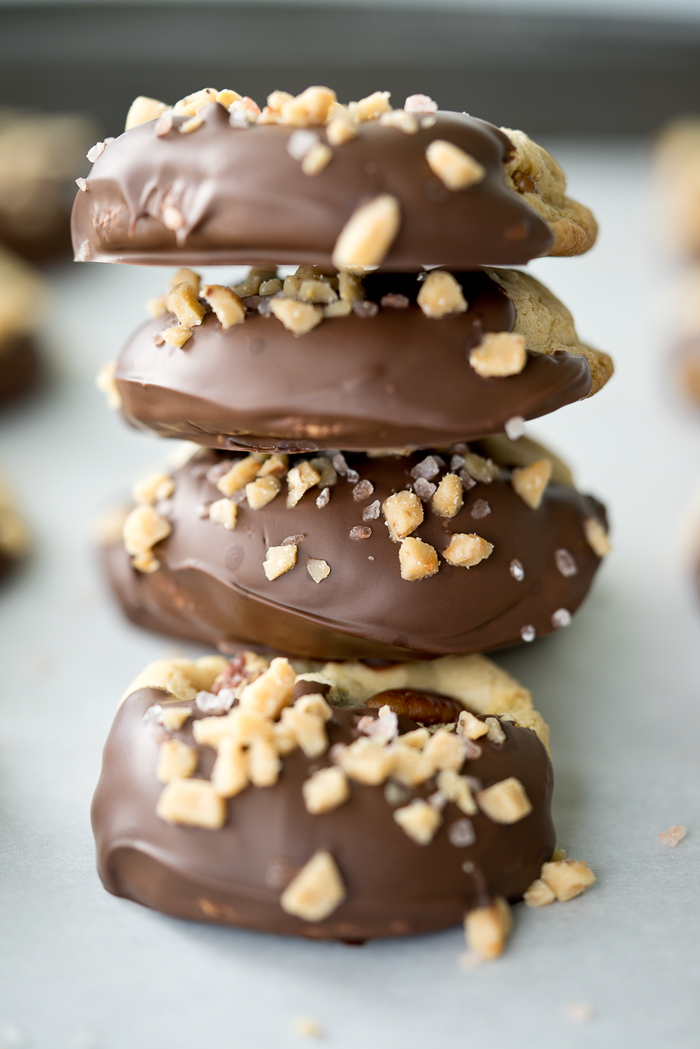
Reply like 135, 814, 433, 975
0, 471, 30, 580
101, 438, 609, 661
0, 247, 44, 407
110, 265, 611, 453
92, 649, 556, 944
654, 118, 700, 259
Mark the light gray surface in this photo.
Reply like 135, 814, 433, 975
0, 141, 698, 1048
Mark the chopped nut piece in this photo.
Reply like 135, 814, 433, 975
423, 728, 467, 771
281, 86, 337, 127
484, 717, 506, 744
323, 299, 352, 318
209, 498, 238, 530
248, 736, 282, 787
393, 799, 442, 845
417, 270, 467, 318
326, 113, 358, 145
166, 281, 206, 328
160, 705, 192, 731
443, 533, 493, 568
295, 693, 333, 721
302, 142, 333, 175
270, 297, 323, 335
338, 270, 365, 302
583, 516, 612, 557
257, 453, 288, 479
157, 739, 198, 783
280, 850, 346, 922
217, 88, 242, 108
95, 360, 121, 410
173, 88, 218, 115
302, 766, 350, 814
180, 114, 203, 134
307, 558, 331, 583
132, 472, 175, 506
432, 473, 463, 518
523, 878, 556, 908
240, 657, 296, 718
217, 456, 262, 495
426, 139, 485, 191
464, 898, 512, 960
511, 458, 552, 509
146, 296, 167, 318
382, 489, 423, 542
379, 109, 418, 134
338, 737, 395, 785
477, 777, 532, 824
298, 279, 337, 305
263, 544, 297, 580
162, 325, 192, 348
399, 537, 439, 580
131, 551, 160, 574
437, 769, 477, 815
462, 451, 498, 483
259, 277, 283, 296
287, 461, 322, 508
332, 195, 401, 270
470, 332, 527, 377
156, 778, 226, 829
125, 95, 170, 131
122, 505, 171, 556
232, 266, 278, 298
348, 90, 392, 122
658, 825, 687, 847
201, 284, 245, 328
169, 270, 202, 296
541, 859, 596, 901
246, 476, 281, 510
457, 711, 489, 741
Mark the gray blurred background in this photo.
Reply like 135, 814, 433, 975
2, 0, 700, 137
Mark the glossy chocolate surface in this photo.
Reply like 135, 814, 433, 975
71, 104, 553, 269
92, 689, 554, 939
103, 448, 606, 660
117, 271, 591, 452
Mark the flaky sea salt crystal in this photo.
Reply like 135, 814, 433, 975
353, 479, 374, 501
552, 608, 572, 628
470, 498, 491, 519
448, 818, 476, 847
450, 454, 465, 472
196, 688, 235, 714
352, 300, 379, 318
384, 781, 410, 806
345, 468, 360, 483
358, 709, 398, 743
86, 140, 106, 162
405, 94, 438, 114
332, 452, 349, 476
362, 499, 381, 521
504, 415, 525, 441
555, 548, 578, 577
316, 487, 330, 509
459, 469, 476, 490
411, 455, 440, 481
413, 477, 437, 501
75, 177, 87, 191
521, 624, 536, 642
286, 129, 320, 160
658, 825, 687, 847
350, 525, 372, 539
510, 558, 525, 581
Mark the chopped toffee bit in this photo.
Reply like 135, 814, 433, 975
484, 717, 506, 744
477, 777, 532, 824
399, 536, 439, 580
281, 86, 337, 128
423, 728, 469, 771
349, 525, 372, 539
379, 109, 418, 134
302, 142, 333, 176
383, 490, 423, 541
470, 332, 527, 377
511, 458, 552, 509
658, 825, 687, 847
156, 739, 198, 783
394, 799, 442, 845
162, 325, 193, 348
280, 850, 346, 922
332, 194, 401, 270
540, 859, 596, 901
146, 296, 167, 318
156, 778, 226, 829
302, 766, 350, 814
348, 90, 392, 123
443, 533, 493, 568
217, 456, 263, 495
524, 877, 556, 908
75, 176, 87, 192
211, 737, 249, 798
257, 453, 289, 479
432, 474, 463, 518
132, 472, 174, 506
270, 297, 323, 335
287, 461, 322, 508
462, 451, 498, 483
324, 299, 352, 318
417, 270, 467, 319
425, 139, 486, 191
95, 360, 121, 410
209, 498, 238, 530
263, 544, 298, 580
338, 270, 364, 303
180, 114, 204, 134
125, 95, 170, 130
246, 476, 281, 510
583, 516, 612, 557
437, 769, 478, 815
166, 281, 206, 327
464, 898, 512, 960
457, 711, 489, 741
123, 505, 171, 560
327, 113, 358, 145
307, 558, 331, 583
551, 608, 572, 629
201, 284, 245, 328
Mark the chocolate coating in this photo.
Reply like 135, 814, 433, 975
116, 271, 591, 453
71, 104, 553, 269
103, 448, 606, 660
92, 689, 554, 939
0, 335, 41, 408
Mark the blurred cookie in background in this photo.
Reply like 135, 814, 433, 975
655, 118, 700, 260
0, 246, 45, 407
0, 107, 97, 262
0, 470, 30, 582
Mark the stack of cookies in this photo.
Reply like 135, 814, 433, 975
76, 86, 611, 956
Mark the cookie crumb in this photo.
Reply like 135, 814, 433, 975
562, 1002, 594, 1024
658, 825, 687, 847
464, 897, 511, 960
290, 1016, 323, 1039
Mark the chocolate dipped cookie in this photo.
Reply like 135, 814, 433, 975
0, 248, 44, 408
72, 86, 596, 270
109, 265, 612, 454
92, 650, 567, 946
102, 437, 610, 660
0, 471, 30, 581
